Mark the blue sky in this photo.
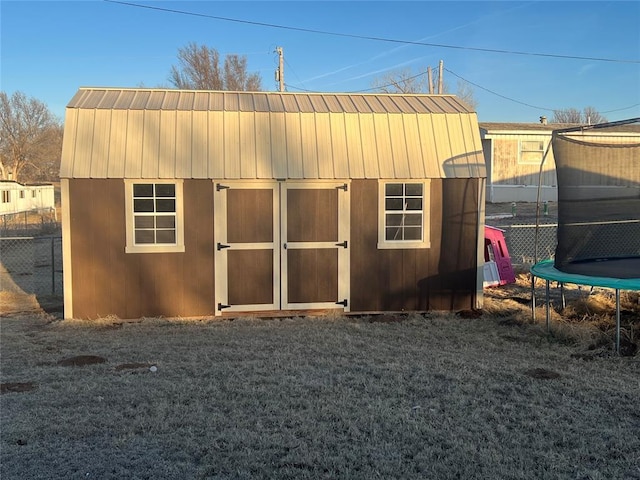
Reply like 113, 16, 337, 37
2, 0, 639, 122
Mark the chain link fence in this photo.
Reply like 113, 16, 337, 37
1, 208, 59, 237
0, 236, 63, 296
503, 223, 558, 265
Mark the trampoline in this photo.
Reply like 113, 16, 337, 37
529, 118, 640, 354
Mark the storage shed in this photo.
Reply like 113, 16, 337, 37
60, 88, 486, 319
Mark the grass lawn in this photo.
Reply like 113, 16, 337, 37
1, 302, 639, 479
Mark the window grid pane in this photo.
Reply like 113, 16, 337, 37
383, 183, 423, 242
133, 183, 177, 246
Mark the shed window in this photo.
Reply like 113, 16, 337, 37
519, 140, 545, 164
2, 191, 10, 203
125, 180, 185, 253
378, 180, 430, 249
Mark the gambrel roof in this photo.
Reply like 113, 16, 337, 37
61, 88, 486, 180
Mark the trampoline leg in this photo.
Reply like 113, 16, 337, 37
560, 283, 566, 310
545, 279, 550, 332
531, 275, 536, 322
616, 289, 620, 355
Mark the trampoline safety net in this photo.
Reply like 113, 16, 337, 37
552, 121, 640, 279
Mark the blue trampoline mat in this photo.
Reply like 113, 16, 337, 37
531, 259, 640, 291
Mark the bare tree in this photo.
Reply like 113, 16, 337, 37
370, 67, 430, 94
454, 79, 477, 111
169, 43, 262, 91
552, 107, 607, 124
0, 91, 63, 183
370, 67, 477, 110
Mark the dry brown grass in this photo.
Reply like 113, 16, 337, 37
1, 303, 639, 479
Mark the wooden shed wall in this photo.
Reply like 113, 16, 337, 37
68, 179, 215, 319
66, 178, 481, 319
350, 178, 480, 312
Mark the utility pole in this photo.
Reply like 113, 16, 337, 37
438, 60, 444, 94
275, 46, 285, 92
427, 66, 434, 94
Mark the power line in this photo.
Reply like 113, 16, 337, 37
104, 0, 640, 64
443, 68, 556, 111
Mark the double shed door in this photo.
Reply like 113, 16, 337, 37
214, 181, 350, 315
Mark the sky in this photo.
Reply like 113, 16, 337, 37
1, 0, 639, 123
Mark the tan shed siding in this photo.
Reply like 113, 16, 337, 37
141, 110, 160, 178
416, 114, 440, 178
255, 112, 273, 179
89, 110, 110, 178
107, 110, 127, 178
209, 111, 225, 178
344, 114, 365, 178
123, 110, 143, 178
270, 113, 288, 179
285, 114, 304, 178
60, 109, 78, 178
73, 109, 95, 178
403, 115, 426, 178
191, 111, 209, 178
300, 113, 319, 178
388, 115, 410, 178
374, 115, 394, 178
359, 114, 380, 178
239, 112, 257, 179
224, 110, 241, 179
330, 114, 350, 178
158, 110, 177, 178
175, 111, 192, 178
315, 113, 334, 178
61, 89, 485, 181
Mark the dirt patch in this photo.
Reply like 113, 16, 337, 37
1, 382, 37, 394
57, 355, 107, 367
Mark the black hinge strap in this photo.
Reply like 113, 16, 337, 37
217, 243, 230, 251
335, 241, 348, 248
337, 183, 348, 191
216, 183, 230, 191
336, 299, 348, 307
218, 303, 230, 311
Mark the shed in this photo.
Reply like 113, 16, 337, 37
60, 87, 487, 319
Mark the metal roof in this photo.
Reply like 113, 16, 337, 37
61, 87, 486, 180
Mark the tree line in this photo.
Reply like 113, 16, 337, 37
1, 43, 607, 184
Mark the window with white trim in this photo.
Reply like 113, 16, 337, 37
125, 180, 185, 253
519, 140, 545, 164
378, 180, 430, 249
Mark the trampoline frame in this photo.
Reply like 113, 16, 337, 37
530, 259, 640, 354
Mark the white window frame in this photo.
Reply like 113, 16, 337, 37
124, 179, 185, 254
377, 180, 431, 250
518, 139, 546, 165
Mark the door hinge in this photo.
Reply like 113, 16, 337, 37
217, 243, 230, 251
337, 183, 348, 191
218, 303, 230, 311
216, 183, 229, 191
336, 299, 348, 307
335, 240, 348, 249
